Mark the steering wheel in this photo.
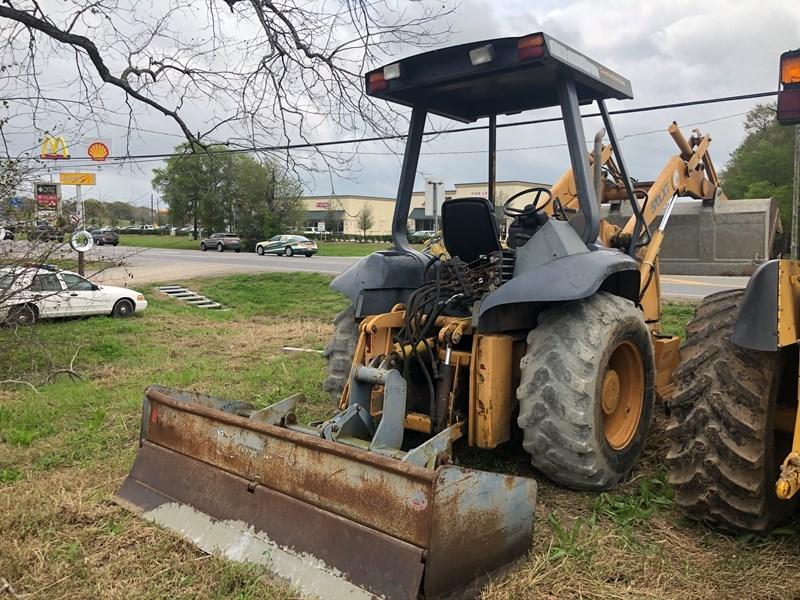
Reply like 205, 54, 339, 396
503, 186, 553, 218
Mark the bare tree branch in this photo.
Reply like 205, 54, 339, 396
0, 3, 201, 145
0, 0, 454, 181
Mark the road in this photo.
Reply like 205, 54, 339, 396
95, 245, 355, 283
85, 245, 747, 301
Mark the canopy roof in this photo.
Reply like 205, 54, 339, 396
365, 33, 633, 122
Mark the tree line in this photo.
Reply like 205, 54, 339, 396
2, 195, 153, 228
152, 145, 304, 249
721, 103, 795, 250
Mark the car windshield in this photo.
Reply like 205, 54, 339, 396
295, 236, 310, 242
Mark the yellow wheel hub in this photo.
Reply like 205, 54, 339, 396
601, 370, 621, 415
603, 340, 645, 450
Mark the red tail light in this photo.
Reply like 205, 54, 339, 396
367, 71, 387, 93
518, 34, 546, 60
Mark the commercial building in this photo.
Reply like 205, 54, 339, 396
300, 180, 546, 235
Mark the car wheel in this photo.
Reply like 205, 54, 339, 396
305, 253, 312, 257
285, 246, 293, 257
200, 242, 207, 251
98, 239, 104, 246
235, 248, 241, 253
256, 245, 265, 256
217, 243, 224, 252
112, 241, 119, 246
7, 304, 37, 326
112, 298, 135, 318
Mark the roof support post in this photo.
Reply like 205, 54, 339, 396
392, 106, 427, 254
558, 76, 600, 244
598, 99, 644, 255
488, 114, 497, 208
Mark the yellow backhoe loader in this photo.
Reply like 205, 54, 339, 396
666, 48, 800, 533
118, 33, 728, 598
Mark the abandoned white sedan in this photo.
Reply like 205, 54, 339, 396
0, 264, 148, 325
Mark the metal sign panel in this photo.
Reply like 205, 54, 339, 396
59, 172, 96, 186
34, 182, 60, 209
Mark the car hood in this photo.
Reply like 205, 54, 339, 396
98, 285, 144, 297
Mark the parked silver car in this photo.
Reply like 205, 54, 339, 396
255, 235, 318, 257
200, 232, 241, 252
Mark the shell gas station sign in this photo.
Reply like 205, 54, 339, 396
87, 141, 110, 161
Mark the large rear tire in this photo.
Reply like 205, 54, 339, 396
322, 304, 359, 404
517, 292, 655, 490
665, 289, 796, 533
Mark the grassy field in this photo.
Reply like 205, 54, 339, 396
1, 277, 798, 599
117, 234, 416, 256
117, 234, 198, 250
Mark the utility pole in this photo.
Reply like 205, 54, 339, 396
77, 183, 85, 276
193, 196, 198, 240
792, 125, 800, 259
150, 193, 154, 226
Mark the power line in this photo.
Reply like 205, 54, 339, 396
5, 89, 778, 164
43, 109, 750, 168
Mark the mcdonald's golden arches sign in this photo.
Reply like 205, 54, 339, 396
40, 136, 70, 159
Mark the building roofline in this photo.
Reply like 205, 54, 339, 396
300, 194, 395, 201
451, 179, 549, 187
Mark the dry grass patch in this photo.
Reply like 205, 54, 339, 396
481, 415, 800, 600
1, 459, 297, 599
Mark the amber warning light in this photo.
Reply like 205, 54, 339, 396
778, 49, 800, 125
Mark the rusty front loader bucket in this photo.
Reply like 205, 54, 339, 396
115, 386, 537, 599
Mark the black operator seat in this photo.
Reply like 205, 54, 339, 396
441, 197, 502, 263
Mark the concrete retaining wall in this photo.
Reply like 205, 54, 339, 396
602, 197, 780, 276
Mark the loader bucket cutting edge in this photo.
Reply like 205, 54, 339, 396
114, 386, 537, 599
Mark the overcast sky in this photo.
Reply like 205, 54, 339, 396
4, 0, 799, 209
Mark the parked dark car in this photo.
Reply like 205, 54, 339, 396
200, 232, 241, 252
0, 229, 14, 240
91, 228, 119, 246
28, 225, 65, 242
